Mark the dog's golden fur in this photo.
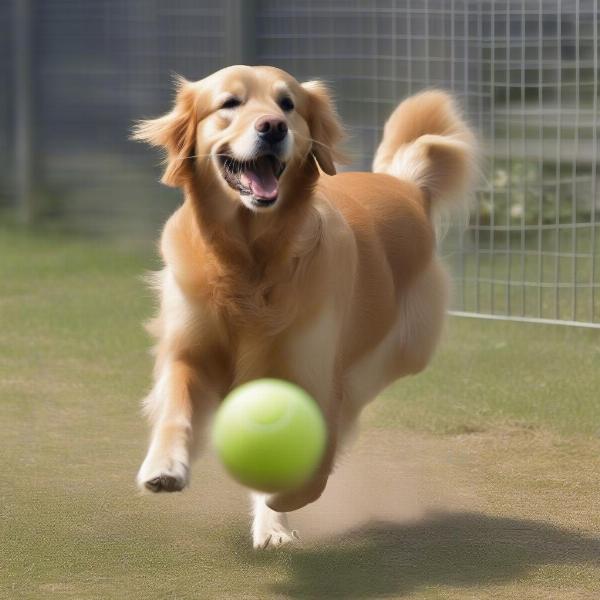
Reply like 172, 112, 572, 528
133, 65, 476, 548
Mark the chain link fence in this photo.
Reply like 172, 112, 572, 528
2, 1, 598, 326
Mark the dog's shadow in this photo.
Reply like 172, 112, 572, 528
254, 511, 600, 598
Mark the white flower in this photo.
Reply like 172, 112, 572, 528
479, 200, 493, 216
510, 203, 524, 219
494, 169, 508, 187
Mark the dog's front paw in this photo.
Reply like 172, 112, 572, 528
136, 455, 189, 493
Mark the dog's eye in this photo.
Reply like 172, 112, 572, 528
278, 97, 295, 112
220, 97, 242, 110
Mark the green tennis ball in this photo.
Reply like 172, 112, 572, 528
212, 379, 327, 493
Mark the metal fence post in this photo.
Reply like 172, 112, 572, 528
14, 0, 36, 223
223, 0, 257, 66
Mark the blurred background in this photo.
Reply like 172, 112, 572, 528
1, 0, 598, 326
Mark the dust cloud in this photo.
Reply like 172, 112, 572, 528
288, 431, 454, 541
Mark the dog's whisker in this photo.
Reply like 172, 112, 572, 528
173, 152, 236, 162
293, 131, 336, 152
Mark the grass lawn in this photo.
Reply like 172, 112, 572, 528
1, 224, 600, 599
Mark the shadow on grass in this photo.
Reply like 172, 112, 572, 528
263, 511, 600, 599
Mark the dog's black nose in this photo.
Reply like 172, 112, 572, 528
255, 116, 288, 145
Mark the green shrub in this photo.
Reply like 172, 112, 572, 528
472, 159, 596, 229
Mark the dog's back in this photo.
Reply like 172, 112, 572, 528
317, 172, 434, 365
315, 90, 476, 410
321, 89, 476, 312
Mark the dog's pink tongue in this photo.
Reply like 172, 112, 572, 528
240, 161, 278, 200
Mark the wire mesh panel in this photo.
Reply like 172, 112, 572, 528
461, 0, 600, 326
2, 1, 598, 325
257, 0, 600, 327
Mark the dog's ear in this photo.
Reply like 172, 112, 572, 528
132, 76, 199, 187
301, 80, 346, 175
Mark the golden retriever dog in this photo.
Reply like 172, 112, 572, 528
133, 65, 475, 548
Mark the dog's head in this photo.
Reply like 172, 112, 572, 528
133, 65, 344, 213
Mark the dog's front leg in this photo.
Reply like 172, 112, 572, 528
137, 359, 201, 493
266, 424, 337, 513
265, 322, 343, 514
267, 376, 341, 513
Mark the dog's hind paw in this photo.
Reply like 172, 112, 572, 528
253, 525, 299, 550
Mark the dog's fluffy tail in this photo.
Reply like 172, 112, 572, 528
373, 90, 477, 208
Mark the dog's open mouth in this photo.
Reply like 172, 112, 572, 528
219, 153, 286, 207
